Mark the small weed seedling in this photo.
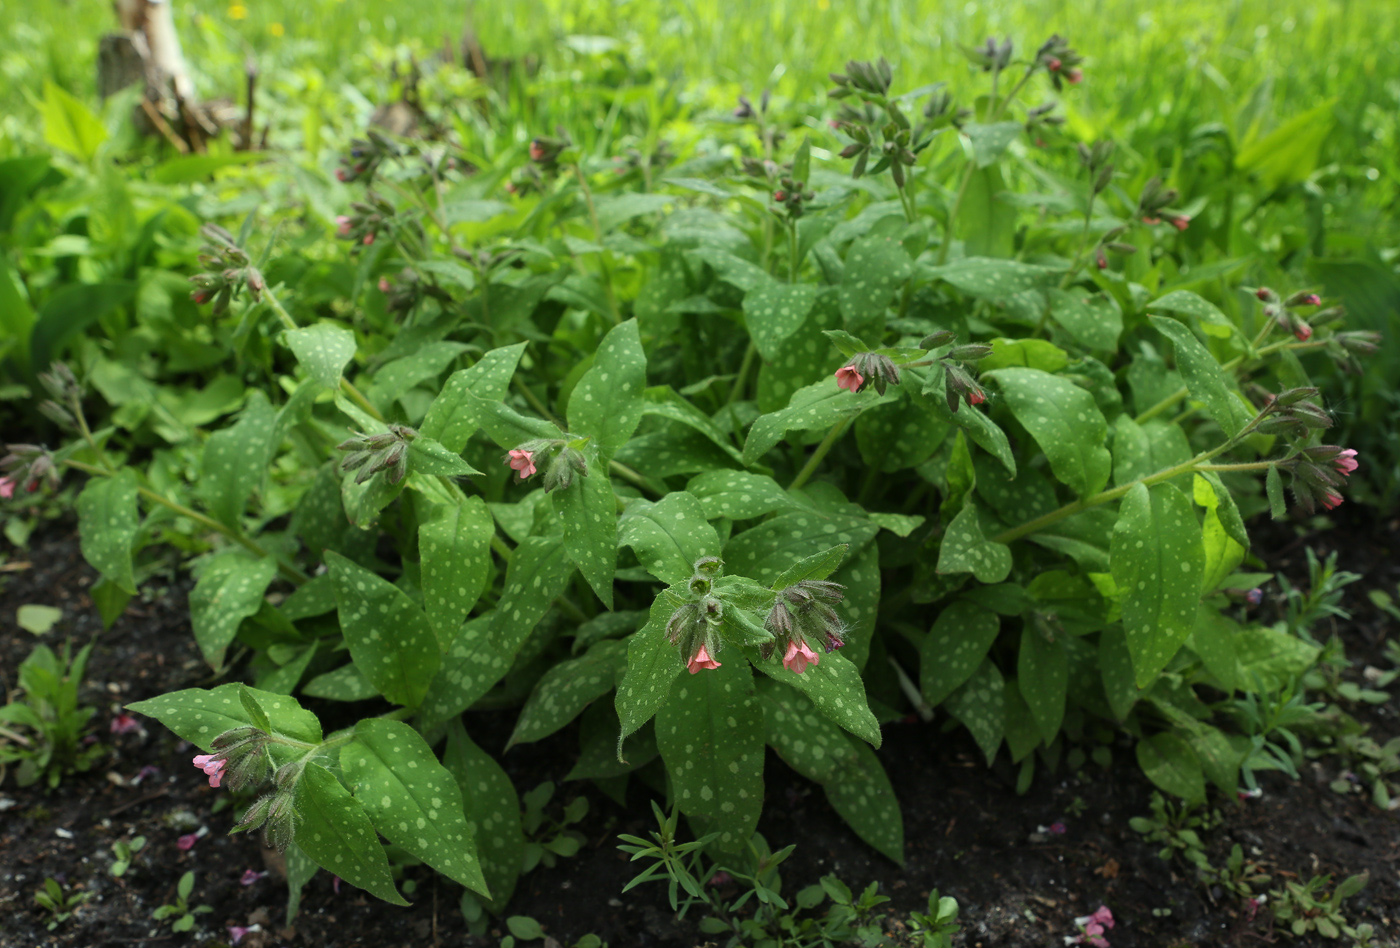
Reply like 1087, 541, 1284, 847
33, 877, 91, 930
109, 835, 147, 877
502, 916, 604, 948
521, 781, 589, 872
1271, 871, 1369, 940
1129, 793, 1222, 876
0, 641, 102, 788
152, 871, 213, 933
907, 888, 961, 948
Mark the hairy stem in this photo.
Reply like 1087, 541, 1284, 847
788, 419, 853, 491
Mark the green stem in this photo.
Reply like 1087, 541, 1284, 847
608, 459, 663, 498
788, 419, 852, 491
787, 219, 800, 283
63, 459, 311, 584
1134, 339, 1327, 424
263, 287, 386, 424
490, 533, 514, 564
726, 342, 758, 409
573, 163, 621, 324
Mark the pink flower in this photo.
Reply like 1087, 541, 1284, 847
1321, 489, 1344, 510
1333, 449, 1359, 475
228, 927, 249, 946
1245, 588, 1263, 607
687, 644, 722, 674
1067, 68, 1083, 85
967, 389, 986, 406
1049, 822, 1067, 835
1255, 287, 1273, 301
506, 449, 537, 480
773, 190, 786, 202
177, 833, 198, 851
1095, 248, 1107, 270
1301, 293, 1321, 306
241, 869, 268, 886
529, 139, 546, 162
1047, 57, 1062, 71
708, 871, 733, 887
0, 477, 13, 500
335, 215, 352, 237
1171, 215, 1190, 232
362, 233, 375, 246
1141, 216, 1161, 225
1070, 906, 1114, 947
1294, 322, 1313, 342
378, 277, 391, 293
834, 365, 864, 393
191, 754, 227, 788
783, 638, 821, 674
336, 168, 349, 182
132, 764, 161, 785
110, 713, 140, 735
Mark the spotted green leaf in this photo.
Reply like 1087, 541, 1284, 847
641, 387, 745, 465
1149, 316, 1251, 438
984, 367, 1112, 498
568, 319, 647, 461
936, 502, 1011, 583
303, 663, 380, 702
687, 247, 770, 292
190, 551, 277, 667
755, 291, 843, 413
615, 595, 685, 748
743, 378, 889, 466
1098, 627, 1140, 720
837, 233, 912, 337
725, 511, 878, 585
1017, 629, 1067, 745
1194, 475, 1245, 593
1112, 416, 1192, 486
420, 495, 494, 646
752, 649, 880, 746
744, 282, 823, 359
854, 394, 950, 473
919, 371, 1016, 476
127, 684, 320, 765
553, 464, 618, 608
618, 491, 720, 586
687, 470, 801, 521
283, 323, 357, 389
920, 257, 1057, 299
655, 656, 764, 852
199, 390, 276, 526
945, 658, 1005, 764
1048, 288, 1122, 352
443, 721, 524, 912
419, 343, 528, 452
919, 600, 1000, 706
340, 718, 488, 896
406, 437, 481, 478
76, 468, 140, 594
327, 551, 440, 707
365, 341, 468, 409
1111, 483, 1205, 688
962, 121, 1023, 168
1146, 289, 1235, 340
1135, 731, 1205, 803
508, 639, 627, 748
294, 762, 407, 906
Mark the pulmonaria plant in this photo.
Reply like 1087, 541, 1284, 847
9, 31, 1376, 922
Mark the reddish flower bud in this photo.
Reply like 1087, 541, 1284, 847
1096, 248, 1107, 270
1067, 68, 1083, 84
362, 233, 375, 246
1047, 57, 1062, 71
378, 277, 391, 293
529, 139, 546, 162
1171, 215, 1190, 231
336, 215, 352, 238
773, 190, 786, 202
1294, 322, 1313, 342
968, 389, 986, 405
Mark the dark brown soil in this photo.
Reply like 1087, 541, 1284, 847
2, 507, 1398, 948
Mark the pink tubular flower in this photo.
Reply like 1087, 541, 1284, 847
110, 713, 140, 735
1047, 57, 1062, 72
362, 232, 375, 246
1321, 489, 1344, 510
783, 638, 821, 674
336, 168, 350, 183
228, 927, 249, 946
773, 190, 786, 202
177, 833, 198, 851
378, 277, 391, 293
241, 869, 268, 886
1301, 293, 1322, 306
506, 448, 537, 480
0, 477, 13, 500
834, 365, 864, 393
1333, 449, 1359, 475
1294, 322, 1313, 342
1141, 216, 1161, 225
687, 644, 722, 674
335, 215, 352, 237
1067, 68, 1083, 84
967, 388, 986, 406
192, 754, 227, 788
1171, 215, 1190, 232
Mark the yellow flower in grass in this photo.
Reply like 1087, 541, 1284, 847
269, 22, 285, 37
228, 3, 247, 19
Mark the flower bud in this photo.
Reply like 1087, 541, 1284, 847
920, 330, 957, 349
1285, 291, 1322, 307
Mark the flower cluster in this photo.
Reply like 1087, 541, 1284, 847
764, 579, 847, 674
834, 351, 900, 395
933, 338, 995, 412
334, 191, 397, 248
1, 443, 61, 497
667, 558, 728, 675
1037, 34, 1085, 88
1135, 177, 1189, 232
1281, 444, 1360, 513
339, 424, 420, 486
1254, 286, 1332, 342
502, 438, 589, 492
335, 130, 400, 184
772, 175, 816, 220
188, 224, 265, 315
